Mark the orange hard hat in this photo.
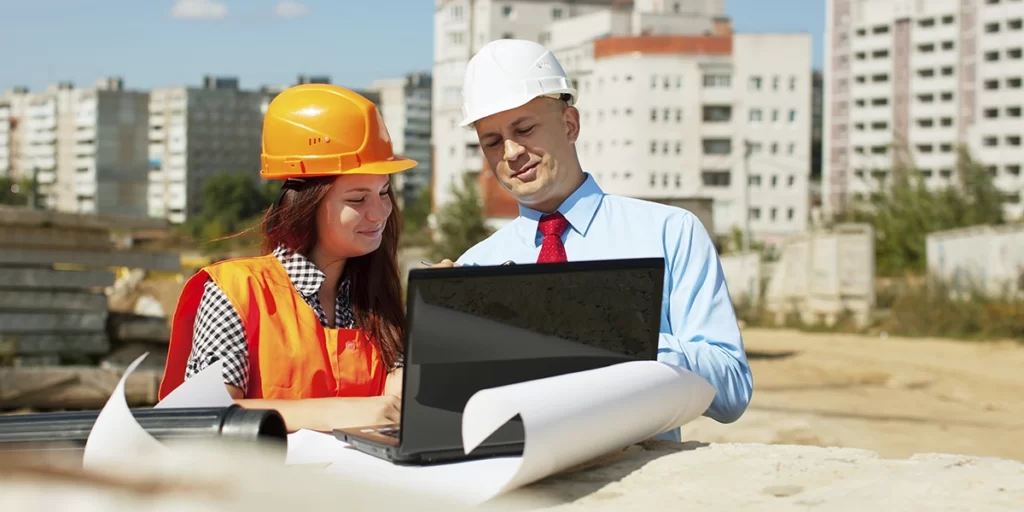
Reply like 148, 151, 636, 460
260, 84, 417, 180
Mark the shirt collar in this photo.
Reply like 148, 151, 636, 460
272, 245, 326, 298
516, 172, 604, 245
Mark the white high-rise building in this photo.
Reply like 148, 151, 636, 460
824, 0, 1024, 220
0, 100, 11, 178
0, 78, 150, 216
432, 0, 812, 242
147, 76, 266, 223
367, 72, 433, 207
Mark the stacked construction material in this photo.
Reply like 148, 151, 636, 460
0, 206, 179, 410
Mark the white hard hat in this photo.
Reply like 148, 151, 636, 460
460, 39, 578, 129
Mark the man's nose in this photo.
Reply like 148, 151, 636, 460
503, 139, 526, 161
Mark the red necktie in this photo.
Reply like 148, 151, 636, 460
536, 212, 569, 263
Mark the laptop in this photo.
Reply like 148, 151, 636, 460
333, 257, 665, 465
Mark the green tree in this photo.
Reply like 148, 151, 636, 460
181, 172, 279, 254
430, 174, 493, 261
842, 145, 1005, 276
399, 185, 433, 248
0, 176, 32, 206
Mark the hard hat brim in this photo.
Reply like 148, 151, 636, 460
460, 89, 577, 129
260, 155, 419, 180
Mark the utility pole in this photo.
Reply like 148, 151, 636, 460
742, 139, 753, 253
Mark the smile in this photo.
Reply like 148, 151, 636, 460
511, 161, 538, 178
359, 226, 384, 237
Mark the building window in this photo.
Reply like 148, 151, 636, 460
788, 109, 797, 123
501, 4, 513, 18
703, 74, 731, 88
447, 31, 464, 45
787, 208, 795, 220
502, 32, 514, 39
788, 175, 795, 187
702, 138, 732, 155
749, 108, 762, 122
749, 76, 762, 91
450, 5, 464, 20
552, 7, 563, 19
701, 170, 731, 187
772, 76, 779, 90
676, 108, 683, 122
650, 108, 657, 121
702, 105, 732, 122
749, 207, 761, 220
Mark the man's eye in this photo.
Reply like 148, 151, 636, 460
517, 126, 534, 135
485, 140, 502, 148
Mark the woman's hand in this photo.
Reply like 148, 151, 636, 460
235, 395, 400, 432
325, 395, 401, 429
384, 367, 403, 397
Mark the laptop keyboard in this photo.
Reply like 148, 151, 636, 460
374, 426, 400, 438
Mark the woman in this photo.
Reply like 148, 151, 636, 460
159, 84, 414, 433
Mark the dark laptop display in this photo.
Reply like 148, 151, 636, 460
335, 258, 665, 464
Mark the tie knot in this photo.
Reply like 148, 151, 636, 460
538, 212, 569, 238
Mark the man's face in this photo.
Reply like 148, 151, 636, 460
474, 97, 580, 211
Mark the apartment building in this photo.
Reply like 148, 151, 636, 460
147, 76, 267, 223
0, 78, 149, 216
433, 0, 812, 242
824, 0, 1024, 220
0, 100, 11, 178
367, 72, 433, 207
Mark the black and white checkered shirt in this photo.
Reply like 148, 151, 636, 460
184, 245, 356, 390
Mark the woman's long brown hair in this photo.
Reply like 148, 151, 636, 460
260, 176, 405, 370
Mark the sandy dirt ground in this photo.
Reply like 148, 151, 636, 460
680, 328, 1024, 462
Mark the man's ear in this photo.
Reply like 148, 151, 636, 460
563, 106, 581, 144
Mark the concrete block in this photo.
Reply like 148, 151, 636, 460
0, 290, 108, 312
0, 205, 169, 231
0, 267, 116, 290
0, 311, 107, 333
0, 248, 180, 271
0, 225, 113, 251
0, 332, 110, 355
108, 312, 170, 342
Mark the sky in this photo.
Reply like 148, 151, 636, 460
0, 0, 825, 93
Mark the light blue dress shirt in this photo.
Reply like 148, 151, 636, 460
456, 173, 753, 441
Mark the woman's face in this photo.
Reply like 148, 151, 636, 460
316, 173, 393, 259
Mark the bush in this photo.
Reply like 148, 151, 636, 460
880, 278, 1024, 341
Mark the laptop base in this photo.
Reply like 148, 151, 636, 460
333, 426, 523, 466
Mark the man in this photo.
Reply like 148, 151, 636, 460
439, 39, 752, 437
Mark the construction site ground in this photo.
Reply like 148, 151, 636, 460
682, 328, 1024, 462
124, 277, 1024, 463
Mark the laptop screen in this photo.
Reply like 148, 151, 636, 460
397, 258, 664, 457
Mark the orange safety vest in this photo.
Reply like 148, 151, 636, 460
158, 254, 388, 400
